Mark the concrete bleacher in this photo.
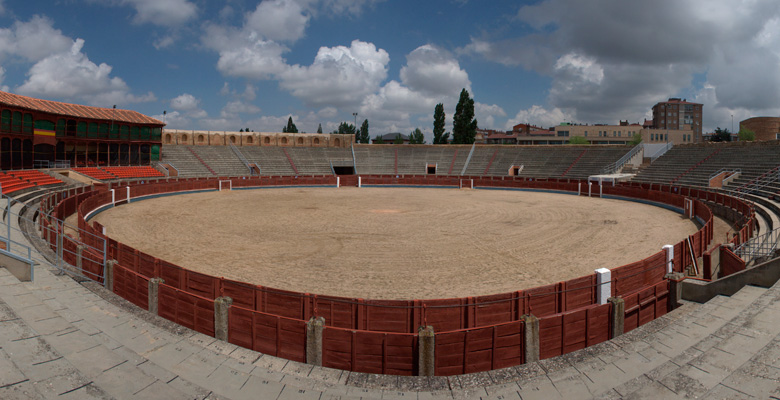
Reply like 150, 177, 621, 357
187, 146, 250, 176
160, 145, 216, 177
633, 142, 780, 191
353, 146, 395, 175
238, 147, 297, 175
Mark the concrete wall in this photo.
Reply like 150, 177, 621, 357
163, 130, 353, 148
681, 256, 780, 303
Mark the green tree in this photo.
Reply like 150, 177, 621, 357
282, 117, 298, 133
433, 103, 447, 144
568, 136, 589, 145
317, 123, 323, 134
337, 122, 356, 135
358, 119, 370, 143
628, 132, 643, 146
409, 128, 425, 144
393, 133, 404, 144
452, 88, 478, 144
711, 127, 731, 142
239, 128, 244, 132
373, 134, 383, 143
738, 126, 755, 141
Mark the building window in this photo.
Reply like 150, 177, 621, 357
584, 131, 588, 136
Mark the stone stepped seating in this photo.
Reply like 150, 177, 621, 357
354, 146, 395, 175
188, 146, 249, 176
285, 147, 333, 175
633, 145, 718, 184
463, 146, 499, 175
238, 147, 296, 175
160, 145, 214, 177
564, 146, 631, 179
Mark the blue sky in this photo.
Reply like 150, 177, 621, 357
1, 0, 780, 141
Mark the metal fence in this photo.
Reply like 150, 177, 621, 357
734, 227, 780, 264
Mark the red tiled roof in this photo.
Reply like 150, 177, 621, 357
0, 90, 163, 126
527, 129, 555, 136
486, 133, 518, 139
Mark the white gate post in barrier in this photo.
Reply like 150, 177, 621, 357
110, 189, 115, 204
588, 182, 592, 197
663, 244, 674, 274
595, 268, 611, 305
126, 186, 131, 203
578, 182, 581, 196
599, 183, 603, 198
358, 176, 362, 188
336, 176, 340, 188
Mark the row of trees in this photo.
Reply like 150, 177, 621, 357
256, 88, 479, 145
711, 127, 755, 142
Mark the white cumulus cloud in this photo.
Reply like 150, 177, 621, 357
122, 0, 197, 26
280, 40, 390, 108
17, 39, 156, 106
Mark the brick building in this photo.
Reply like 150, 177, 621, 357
739, 117, 780, 141
651, 98, 703, 143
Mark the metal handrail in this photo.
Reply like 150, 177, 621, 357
734, 227, 780, 263
601, 143, 643, 174
228, 142, 254, 175
709, 168, 741, 180
649, 142, 674, 162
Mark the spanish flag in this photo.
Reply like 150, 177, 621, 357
34, 129, 56, 146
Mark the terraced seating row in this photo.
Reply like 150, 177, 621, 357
72, 167, 117, 180
0, 170, 63, 194
73, 166, 164, 180
104, 166, 164, 179
159, 145, 216, 177
633, 142, 780, 189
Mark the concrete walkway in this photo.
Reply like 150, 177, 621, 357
2, 202, 780, 398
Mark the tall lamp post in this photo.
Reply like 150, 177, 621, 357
731, 114, 734, 137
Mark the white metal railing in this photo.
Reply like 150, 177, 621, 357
709, 168, 741, 180
648, 142, 674, 162
734, 227, 780, 264
601, 143, 643, 174
228, 142, 254, 175
732, 166, 780, 199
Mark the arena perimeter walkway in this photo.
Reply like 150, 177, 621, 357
2, 223, 780, 398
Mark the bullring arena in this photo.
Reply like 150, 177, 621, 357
2, 93, 780, 398
91, 187, 699, 300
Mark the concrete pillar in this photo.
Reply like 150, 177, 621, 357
663, 244, 674, 274
104, 260, 115, 291
76, 245, 85, 271
608, 297, 625, 338
595, 268, 611, 305
215, 297, 233, 342
665, 272, 685, 311
417, 325, 435, 376
148, 277, 164, 315
521, 314, 540, 363
306, 316, 325, 366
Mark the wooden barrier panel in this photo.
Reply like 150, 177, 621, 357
112, 264, 149, 310
321, 328, 416, 375
158, 285, 215, 337
220, 279, 256, 310
720, 247, 746, 278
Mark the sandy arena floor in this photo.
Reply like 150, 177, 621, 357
92, 187, 700, 300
